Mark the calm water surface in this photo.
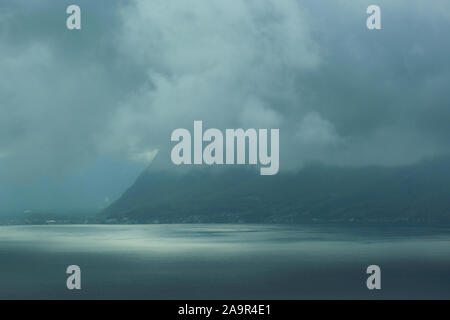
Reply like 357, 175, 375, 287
0, 224, 449, 299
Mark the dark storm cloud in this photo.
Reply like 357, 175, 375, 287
298, 0, 450, 165
0, 0, 449, 212
109, 0, 450, 168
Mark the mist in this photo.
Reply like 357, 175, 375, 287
1, 0, 449, 213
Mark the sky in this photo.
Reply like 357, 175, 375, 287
0, 0, 449, 214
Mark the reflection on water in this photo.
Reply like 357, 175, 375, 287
0, 224, 449, 299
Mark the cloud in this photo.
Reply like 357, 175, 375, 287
105, 0, 320, 167
296, 112, 341, 145
1, 0, 450, 212
110, 0, 450, 169
129, 150, 159, 164
239, 98, 283, 128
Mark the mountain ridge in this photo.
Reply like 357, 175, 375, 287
100, 157, 450, 224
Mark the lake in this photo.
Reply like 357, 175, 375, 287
0, 224, 449, 299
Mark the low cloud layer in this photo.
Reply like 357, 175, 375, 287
0, 0, 449, 212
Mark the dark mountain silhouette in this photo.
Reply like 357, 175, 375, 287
100, 157, 450, 224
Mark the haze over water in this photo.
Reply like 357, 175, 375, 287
0, 224, 449, 299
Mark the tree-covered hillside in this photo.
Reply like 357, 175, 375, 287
100, 157, 450, 224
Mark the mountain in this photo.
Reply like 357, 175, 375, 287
100, 157, 450, 224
